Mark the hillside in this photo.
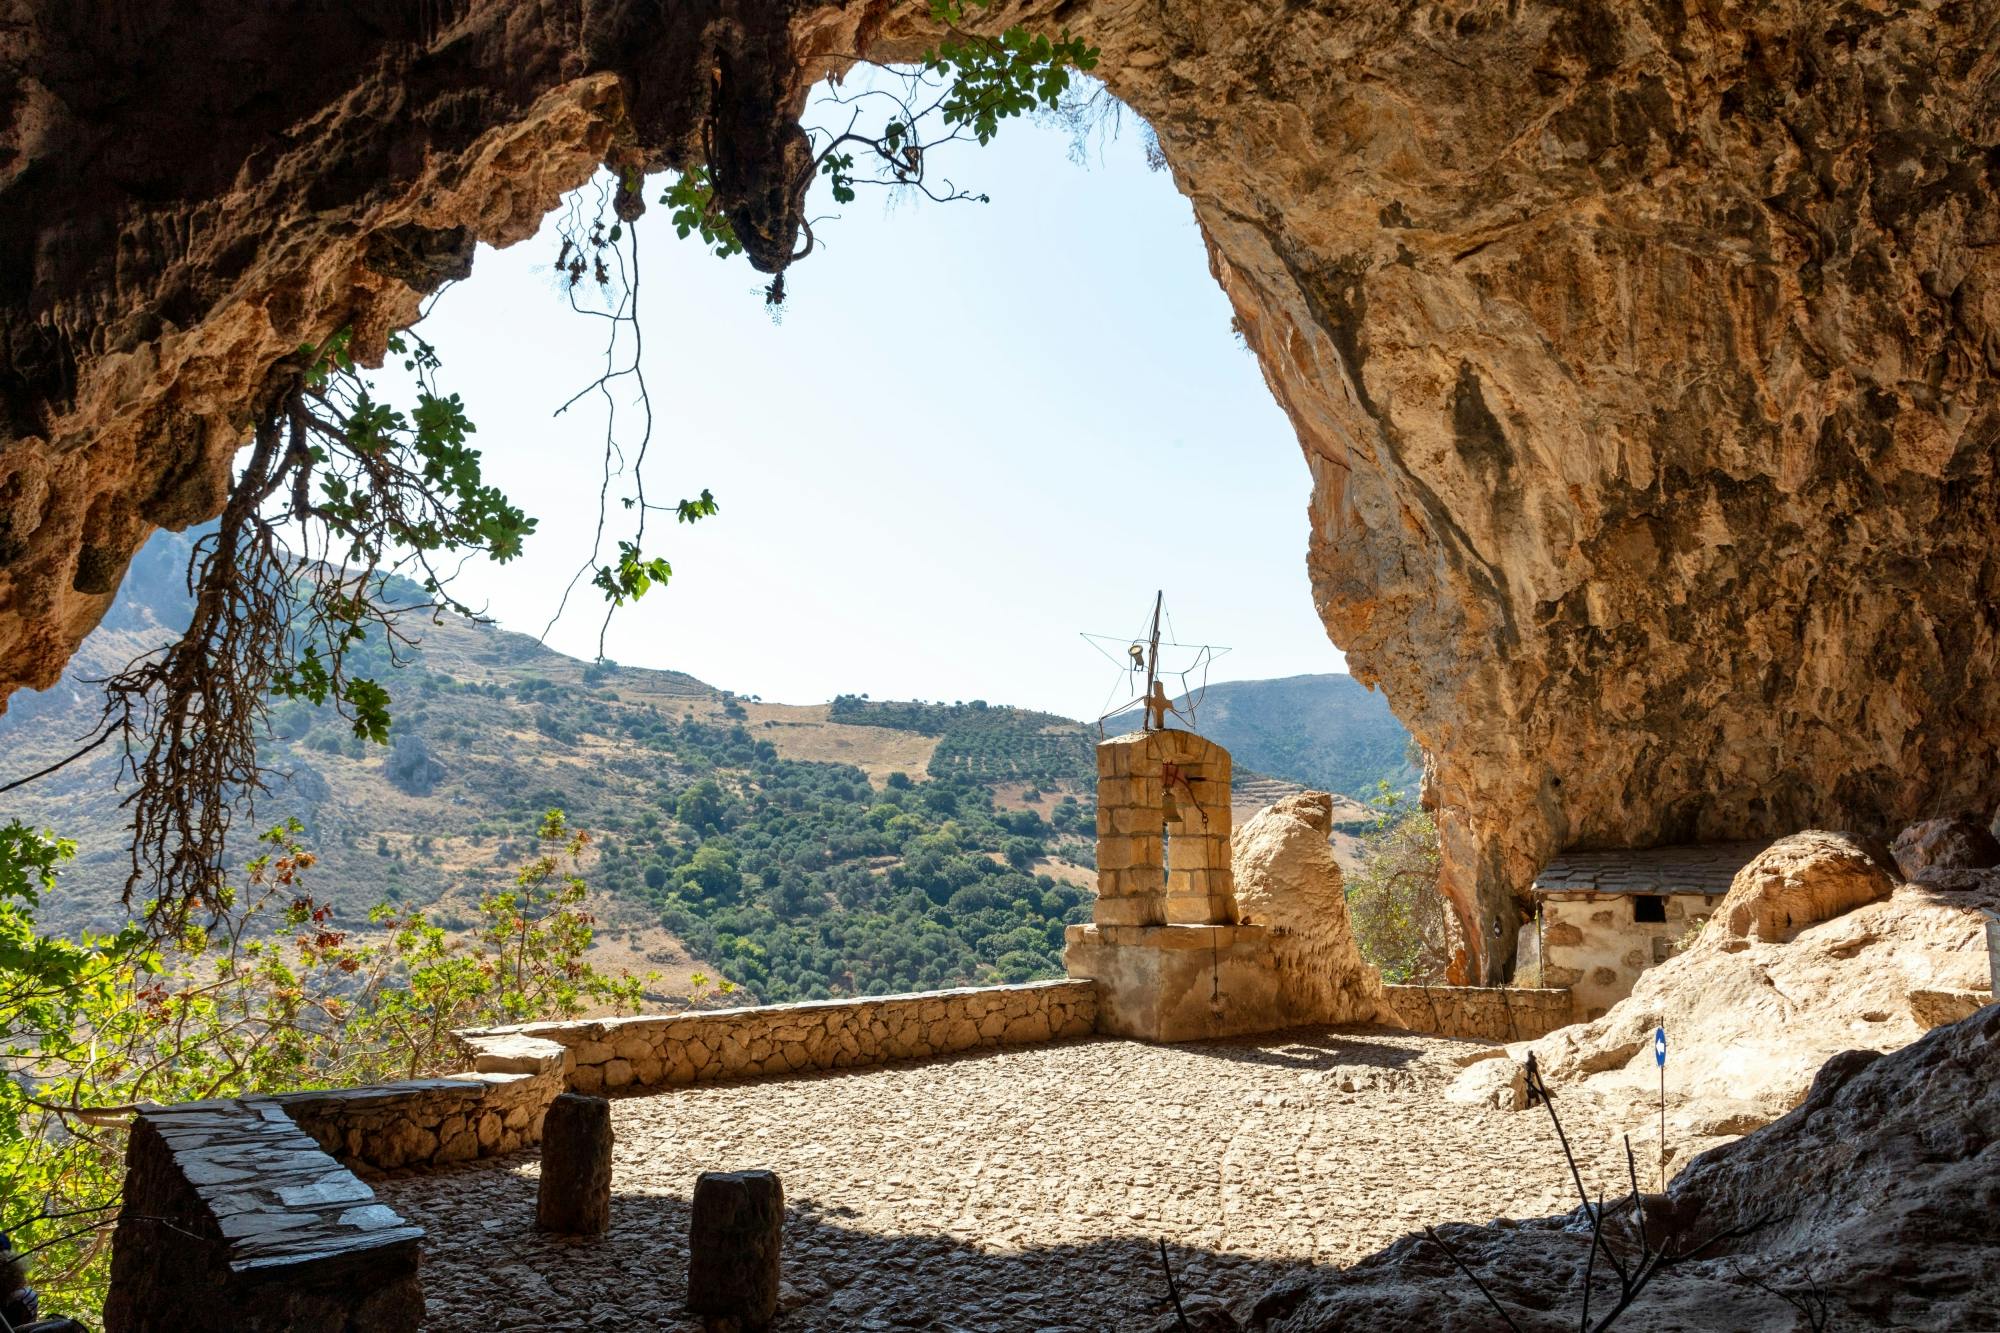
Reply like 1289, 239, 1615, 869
1, 530, 1412, 1004
1, 534, 1119, 1007
1105, 673, 1417, 798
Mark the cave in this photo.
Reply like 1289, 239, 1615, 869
3, 1, 1995, 990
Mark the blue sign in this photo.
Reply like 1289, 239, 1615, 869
1654, 1026, 1667, 1067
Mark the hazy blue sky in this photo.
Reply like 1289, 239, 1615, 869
389, 84, 1345, 720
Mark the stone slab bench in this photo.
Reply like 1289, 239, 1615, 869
103, 1099, 423, 1332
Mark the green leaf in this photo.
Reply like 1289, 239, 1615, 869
343, 678, 393, 744
676, 489, 720, 524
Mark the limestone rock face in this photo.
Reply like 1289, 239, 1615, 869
1261, 1009, 2000, 1331
1231, 793, 1395, 1027
1890, 812, 2000, 880
4, 2, 1999, 980
1715, 829, 1896, 944
1505, 873, 1997, 1170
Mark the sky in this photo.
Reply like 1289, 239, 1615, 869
383, 81, 1345, 721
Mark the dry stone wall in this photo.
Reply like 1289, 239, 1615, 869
266, 1032, 569, 1174
1384, 984, 1575, 1042
477, 980, 1100, 1094
103, 985, 1099, 1323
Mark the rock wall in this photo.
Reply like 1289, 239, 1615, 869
4, 1, 1998, 980
478, 979, 1100, 1093
1381, 983, 1575, 1042
269, 1041, 568, 1174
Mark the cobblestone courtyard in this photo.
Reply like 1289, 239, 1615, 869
383, 1027, 1617, 1331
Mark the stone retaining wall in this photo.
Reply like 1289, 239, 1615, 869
473, 979, 1100, 1094
269, 1032, 570, 1174
1385, 984, 1574, 1042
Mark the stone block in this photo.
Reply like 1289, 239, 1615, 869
467, 1033, 567, 1075
1096, 743, 1129, 777
1110, 805, 1151, 835
1062, 923, 1281, 1041
537, 1094, 612, 1236
1094, 896, 1166, 927
688, 1169, 784, 1329
1108, 834, 1167, 869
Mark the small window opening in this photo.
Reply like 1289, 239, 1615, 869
1632, 895, 1667, 924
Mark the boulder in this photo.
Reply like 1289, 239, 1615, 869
1715, 830, 1895, 944
1890, 812, 2000, 880
1230, 793, 1397, 1027
1441, 1057, 1526, 1111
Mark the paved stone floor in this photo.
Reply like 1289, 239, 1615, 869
382, 1027, 1621, 1331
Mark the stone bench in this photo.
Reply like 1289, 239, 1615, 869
104, 1099, 424, 1332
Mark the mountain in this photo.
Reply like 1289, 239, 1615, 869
1105, 674, 1417, 799
0, 530, 1413, 1004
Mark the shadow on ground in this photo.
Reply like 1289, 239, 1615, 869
1171, 1025, 1440, 1074
398, 1162, 1309, 1332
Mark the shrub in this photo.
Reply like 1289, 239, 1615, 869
0, 811, 646, 1320
1344, 783, 1452, 984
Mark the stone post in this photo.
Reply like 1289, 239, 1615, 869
687, 1169, 783, 1329
536, 1093, 612, 1235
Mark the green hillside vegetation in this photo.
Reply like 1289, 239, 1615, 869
831, 695, 1096, 784
0, 532, 1098, 1006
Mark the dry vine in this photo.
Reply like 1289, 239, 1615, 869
2, 314, 529, 935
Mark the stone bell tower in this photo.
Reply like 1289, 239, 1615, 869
1063, 727, 1284, 1041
